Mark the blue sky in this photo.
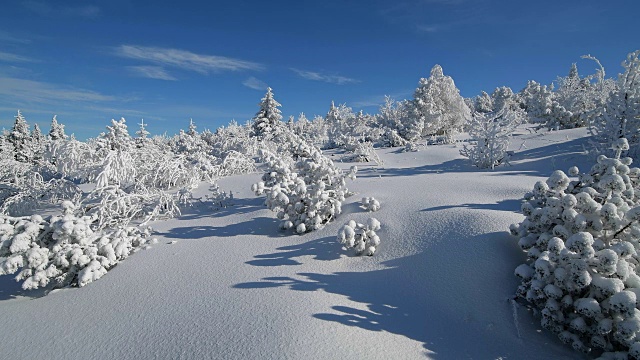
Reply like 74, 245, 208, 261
0, 0, 638, 139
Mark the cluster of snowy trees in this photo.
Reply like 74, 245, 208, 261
0, 110, 258, 290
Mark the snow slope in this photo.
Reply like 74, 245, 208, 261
0, 127, 594, 359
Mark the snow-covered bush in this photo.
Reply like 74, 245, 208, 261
344, 141, 383, 166
510, 141, 640, 356
0, 201, 153, 290
252, 130, 357, 234
360, 197, 381, 212
460, 108, 522, 169
336, 218, 381, 256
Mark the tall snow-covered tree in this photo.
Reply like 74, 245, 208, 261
252, 87, 283, 138
48, 115, 67, 141
410, 64, 471, 143
9, 110, 31, 162
97, 118, 132, 152
31, 123, 45, 162
474, 91, 494, 114
325, 101, 356, 149
491, 86, 519, 113
187, 118, 198, 136
135, 119, 150, 148
592, 50, 640, 157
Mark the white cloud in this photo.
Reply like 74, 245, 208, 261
23, 1, 101, 18
242, 76, 268, 90
0, 52, 37, 63
290, 68, 359, 85
0, 77, 116, 104
114, 45, 264, 74
127, 66, 177, 81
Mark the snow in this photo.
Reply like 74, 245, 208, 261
0, 126, 592, 359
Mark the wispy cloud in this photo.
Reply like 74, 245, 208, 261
114, 45, 264, 74
0, 52, 37, 63
127, 66, 177, 81
0, 31, 31, 44
0, 77, 116, 104
242, 76, 268, 90
291, 68, 359, 85
23, 1, 101, 18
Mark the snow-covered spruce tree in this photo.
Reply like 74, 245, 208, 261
510, 138, 640, 356
135, 119, 150, 147
337, 218, 381, 256
325, 101, 357, 149
252, 87, 283, 139
48, 115, 67, 141
96, 118, 133, 153
31, 123, 45, 164
0, 201, 153, 290
591, 50, 640, 158
9, 110, 32, 163
409, 64, 471, 143
252, 129, 357, 234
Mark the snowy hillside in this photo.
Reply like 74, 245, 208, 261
0, 126, 595, 359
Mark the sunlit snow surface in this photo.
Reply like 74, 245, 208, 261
0, 126, 593, 359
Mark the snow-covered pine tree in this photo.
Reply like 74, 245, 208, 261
591, 50, 640, 158
491, 86, 520, 114
187, 118, 198, 137
474, 91, 494, 114
252, 128, 357, 234
252, 87, 283, 139
48, 115, 67, 141
31, 123, 45, 163
9, 110, 32, 163
135, 119, 150, 148
325, 101, 356, 149
410, 64, 471, 143
510, 138, 640, 356
97, 118, 133, 153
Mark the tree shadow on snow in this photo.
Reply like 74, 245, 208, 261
356, 137, 592, 180
233, 231, 553, 359
177, 196, 266, 221
0, 274, 48, 301
161, 216, 282, 239
246, 236, 342, 267
421, 198, 523, 214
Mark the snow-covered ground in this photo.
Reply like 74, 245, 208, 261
0, 127, 594, 359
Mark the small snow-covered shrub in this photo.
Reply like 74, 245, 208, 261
380, 128, 407, 148
403, 142, 420, 152
511, 140, 640, 357
0, 201, 152, 290
252, 131, 357, 234
460, 108, 521, 169
344, 141, 383, 166
336, 218, 381, 256
360, 197, 381, 212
